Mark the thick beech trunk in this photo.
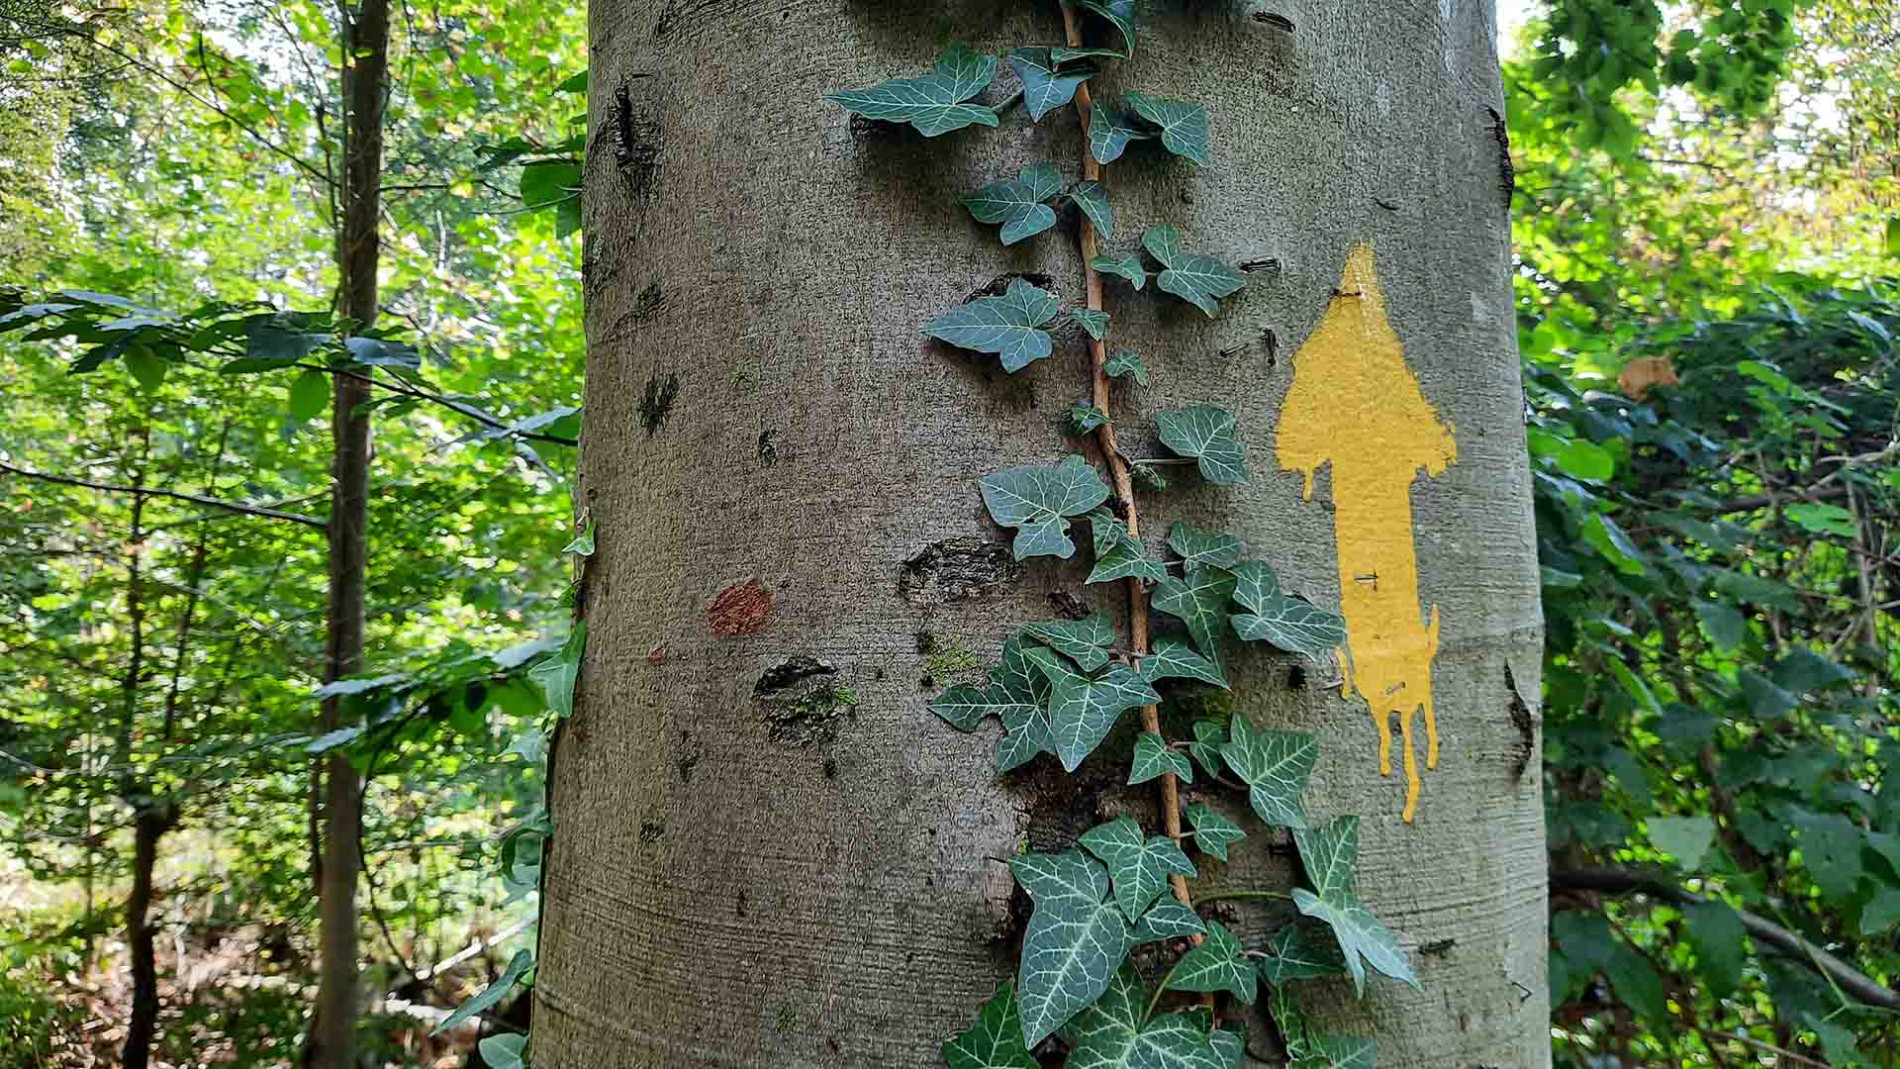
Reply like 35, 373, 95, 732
542, 4, 1545, 1065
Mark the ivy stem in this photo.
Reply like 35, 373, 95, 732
1059, 3, 1197, 930
1142, 958, 1184, 1026
1194, 889, 1295, 906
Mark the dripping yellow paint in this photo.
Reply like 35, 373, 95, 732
1277, 244, 1457, 823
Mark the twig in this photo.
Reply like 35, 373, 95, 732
0, 461, 329, 529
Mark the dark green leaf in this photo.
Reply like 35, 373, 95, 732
1080, 816, 1198, 922
1076, 0, 1137, 54
1088, 100, 1150, 164
965, 163, 1063, 245
1130, 733, 1194, 786
1220, 717, 1317, 828
943, 985, 1039, 1069
1131, 900, 1206, 944
1170, 919, 1255, 1001
1009, 850, 1133, 1047
1153, 567, 1237, 667
1070, 309, 1110, 340
1007, 48, 1091, 122
1135, 636, 1227, 688
1291, 816, 1420, 994
927, 279, 1061, 372
1183, 803, 1245, 861
980, 454, 1111, 559
1681, 900, 1746, 998
1024, 613, 1117, 672
1257, 922, 1348, 984
1103, 348, 1148, 382
1067, 181, 1114, 240
1093, 255, 1147, 290
1126, 93, 1210, 164
528, 623, 585, 719
1028, 649, 1160, 771
1169, 524, 1243, 570
432, 948, 533, 1035
1156, 405, 1247, 484
824, 45, 1000, 136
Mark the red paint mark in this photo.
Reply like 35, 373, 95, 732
707, 578, 773, 636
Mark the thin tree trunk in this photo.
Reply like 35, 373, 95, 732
543, 4, 1544, 1065
124, 805, 176, 1069
313, 0, 389, 1063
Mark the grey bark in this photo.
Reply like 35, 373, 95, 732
543, 3, 1545, 1066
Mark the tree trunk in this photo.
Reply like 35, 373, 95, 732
541, 4, 1545, 1065
313, 0, 389, 1064
123, 805, 176, 1069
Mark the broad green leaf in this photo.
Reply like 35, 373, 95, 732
1227, 560, 1280, 611
1065, 401, 1110, 437
1009, 851, 1133, 1047
1681, 901, 1746, 998
1089, 100, 1151, 164
1130, 732, 1194, 786
1153, 567, 1237, 667
981, 454, 1111, 559
965, 164, 1062, 245
1070, 309, 1111, 340
1291, 816, 1420, 994
1256, 922, 1348, 984
1080, 817, 1198, 922
1063, 968, 1226, 1069
1692, 599, 1746, 651
1142, 226, 1183, 268
1024, 612, 1117, 671
1582, 513, 1647, 575
1007, 48, 1091, 122
1131, 900, 1206, 944
1291, 1035, 1376, 1069
933, 683, 1037, 732
1186, 721, 1225, 778
1028, 649, 1161, 771
1088, 513, 1167, 585
943, 984, 1039, 1069
1773, 647, 1853, 693
1126, 93, 1210, 165
1792, 809, 1864, 902
1076, 0, 1137, 54
520, 159, 581, 208
1135, 636, 1227, 688
1158, 255, 1247, 317
1169, 523, 1243, 570
1231, 596, 1346, 659
528, 623, 585, 719
432, 948, 533, 1035
245, 316, 326, 366
287, 369, 328, 422
825, 45, 1001, 136
1220, 717, 1317, 828
1093, 255, 1147, 291
122, 344, 167, 391
1068, 181, 1114, 239
1104, 348, 1149, 382
1786, 502, 1856, 536
563, 520, 596, 557
342, 337, 420, 369
1713, 570, 1800, 611
1183, 803, 1245, 861
1156, 405, 1247, 484
1648, 815, 1714, 869
1169, 919, 1255, 1001
927, 279, 1061, 371
1209, 1029, 1244, 1069
998, 701, 1056, 771
1737, 668, 1796, 719
478, 1035, 526, 1069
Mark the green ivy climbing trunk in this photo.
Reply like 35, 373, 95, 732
541, 3, 1545, 1065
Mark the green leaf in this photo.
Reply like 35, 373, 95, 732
1076, 0, 1137, 54
1649, 815, 1714, 870
998, 700, 1056, 772
286, 369, 328, 422
1142, 226, 1183, 267
1153, 567, 1237, 667
1169, 524, 1243, 570
1009, 851, 1133, 1047
1064, 402, 1110, 437
943, 985, 1039, 1069
966, 163, 1062, 245
245, 317, 327, 366
478, 1035, 528, 1069
1063, 967, 1227, 1069
1713, 570, 1800, 612
1582, 513, 1647, 575
520, 160, 582, 208
555, 69, 588, 93
1067, 181, 1114, 240
1158, 255, 1247, 317
1227, 560, 1280, 612
1209, 1029, 1245, 1069
1028, 649, 1161, 771
1135, 636, 1227, 689
1792, 810, 1864, 902
527, 623, 585, 719
1131, 900, 1206, 944
1737, 668, 1797, 719
121, 344, 167, 391
933, 683, 1037, 732
1051, 45, 1124, 63
563, 521, 596, 557
342, 336, 420, 369
1170, 918, 1256, 1001
1130, 733, 1194, 786
1291, 816, 1419, 995
432, 948, 533, 1035
1186, 722, 1225, 778
1773, 647, 1853, 694
1681, 901, 1746, 998
1069, 309, 1111, 340
1156, 405, 1247, 484
1256, 922, 1348, 984
1088, 100, 1151, 164
1126, 93, 1210, 165
1093, 255, 1147, 291
824, 45, 1000, 136
1024, 613, 1117, 672
1080, 817, 1198, 922
1692, 599, 1746, 652
980, 454, 1111, 559
1087, 513, 1167, 585
1291, 1035, 1377, 1069
1103, 348, 1149, 383
1231, 595, 1346, 659
927, 279, 1061, 371
1183, 803, 1245, 861
1786, 502, 1856, 537
1007, 48, 1092, 122
1220, 717, 1317, 829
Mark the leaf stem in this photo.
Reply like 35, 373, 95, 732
1194, 889, 1295, 906
1143, 958, 1184, 1026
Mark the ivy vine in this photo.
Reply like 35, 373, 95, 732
828, 6, 1420, 1067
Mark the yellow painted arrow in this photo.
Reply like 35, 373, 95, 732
1277, 243, 1457, 823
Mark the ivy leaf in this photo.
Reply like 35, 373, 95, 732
528, 623, 585, 719
927, 279, 1061, 371
1256, 922, 1348, 985
1156, 405, 1247, 484
1158, 255, 1247, 317
1080, 817, 1198, 922
1051, 45, 1125, 63
1126, 93, 1210, 165
1228, 560, 1279, 610
1089, 100, 1152, 164
1029, 650, 1161, 771
1186, 721, 1225, 778
477, 1035, 527, 1069
965, 164, 1062, 245
1070, 309, 1111, 340
1292, 816, 1421, 994
1132, 900, 1207, 944
943, 984, 1039, 1069
992, 633, 1054, 705
1142, 225, 1183, 267
1063, 967, 1228, 1069
981, 454, 1111, 559
1068, 181, 1115, 240
432, 948, 533, 1035
933, 683, 1038, 733
1064, 402, 1110, 437
1153, 567, 1238, 667
1076, 0, 1137, 54
1130, 733, 1195, 786
1024, 613, 1118, 672
1169, 919, 1256, 1001
1231, 596, 1346, 660
1184, 803, 1245, 862
1008, 851, 1133, 1047
998, 701, 1056, 772
1220, 717, 1317, 829
1169, 523, 1243, 570
1093, 255, 1147, 291
824, 45, 1000, 137
1007, 48, 1092, 122
1291, 1036, 1377, 1069
1104, 348, 1149, 383
1087, 514, 1167, 585
1209, 1028, 1245, 1069
1136, 636, 1228, 688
